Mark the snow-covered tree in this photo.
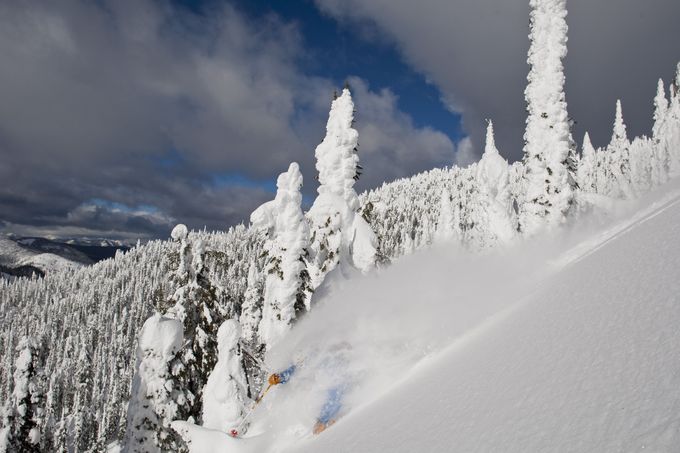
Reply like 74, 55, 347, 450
307, 88, 377, 288
653, 79, 669, 139
667, 72, 680, 177
577, 132, 598, 193
652, 79, 670, 185
126, 225, 227, 452
606, 100, 634, 198
125, 314, 184, 453
201, 320, 248, 432
164, 225, 225, 428
72, 340, 96, 453
250, 162, 312, 349
472, 121, 516, 246
0, 336, 45, 453
629, 136, 654, 193
519, 0, 577, 235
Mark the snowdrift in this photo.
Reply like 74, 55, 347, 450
176, 182, 680, 452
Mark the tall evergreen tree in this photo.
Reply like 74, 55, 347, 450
164, 226, 225, 429
125, 314, 185, 453
307, 88, 377, 288
577, 132, 598, 194
652, 79, 670, 185
667, 70, 680, 177
606, 100, 634, 198
201, 320, 248, 432
472, 121, 516, 247
1, 336, 46, 453
126, 225, 225, 452
519, 0, 577, 235
250, 163, 312, 349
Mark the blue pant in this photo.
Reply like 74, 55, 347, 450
318, 386, 344, 425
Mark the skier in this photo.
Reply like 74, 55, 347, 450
268, 342, 352, 434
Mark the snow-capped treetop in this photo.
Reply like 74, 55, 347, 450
273, 162, 306, 237
476, 121, 509, 199
251, 162, 307, 243
484, 120, 499, 156
612, 100, 628, 145
216, 319, 240, 359
582, 132, 595, 160
314, 88, 360, 212
137, 313, 183, 367
250, 201, 276, 232
250, 163, 304, 233
171, 224, 188, 242
576, 131, 598, 194
277, 162, 304, 197
653, 79, 668, 138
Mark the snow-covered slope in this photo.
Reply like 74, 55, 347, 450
0, 236, 83, 276
176, 182, 680, 452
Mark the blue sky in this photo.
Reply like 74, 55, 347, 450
224, 0, 464, 141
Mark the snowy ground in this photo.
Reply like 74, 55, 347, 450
177, 180, 680, 453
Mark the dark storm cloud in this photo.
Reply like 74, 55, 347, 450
315, 0, 680, 159
0, 0, 459, 239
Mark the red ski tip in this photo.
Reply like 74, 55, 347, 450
229, 429, 239, 438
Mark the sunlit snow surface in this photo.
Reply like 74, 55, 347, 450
176, 181, 680, 453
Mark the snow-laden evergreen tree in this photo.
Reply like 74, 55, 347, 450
629, 136, 654, 193
307, 87, 377, 288
163, 225, 225, 429
201, 320, 248, 432
667, 73, 680, 177
519, 0, 577, 235
125, 314, 184, 453
250, 163, 312, 349
458, 165, 480, 244
654, 78, 669, 133
606, 100, 634, 198
72, 338, 96, 453
0, 336, 45, 453
126, 225, 227, 452
577, 132, 598, 194
472, 121, 516, 246
652, 79, 670, 185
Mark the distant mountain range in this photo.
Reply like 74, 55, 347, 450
0, 235, 130, 279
